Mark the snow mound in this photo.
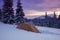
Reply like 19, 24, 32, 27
37, 26, 60, 35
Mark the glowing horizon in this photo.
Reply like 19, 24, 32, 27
24, 9, 60, 17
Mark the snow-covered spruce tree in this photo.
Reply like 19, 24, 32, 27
15, 0, 25, 24
58, 15, 60, 20
0, 9, 2, 21
58, 15, 60, 28
53, 11, 56, 19
2, 0, 14, 24
45, 12, 48, 20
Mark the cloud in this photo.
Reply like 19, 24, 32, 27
0, 0, 60, 11
21, 0, 60, 11
24, 9, 45, 18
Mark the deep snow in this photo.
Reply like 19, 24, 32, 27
0, 22, 60, 40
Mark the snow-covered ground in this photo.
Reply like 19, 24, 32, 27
0, 22, 60, 40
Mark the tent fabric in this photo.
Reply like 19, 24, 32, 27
16, 22, 39, 33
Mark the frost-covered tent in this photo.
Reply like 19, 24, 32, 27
17, 22, 39, 33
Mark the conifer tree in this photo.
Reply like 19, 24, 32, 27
58, 15, 60, 20
58, 15, 60, 28
54, 11, 56, 19
45, 12, 48, 19
45, 12, 48, 26
15, 0, 25, 24
2, 0, 14, 24
0, 9, 2, 21
53, 11, 57, 27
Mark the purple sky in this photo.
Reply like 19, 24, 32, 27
22, 0, 60, 11
0, 0, 60, 18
